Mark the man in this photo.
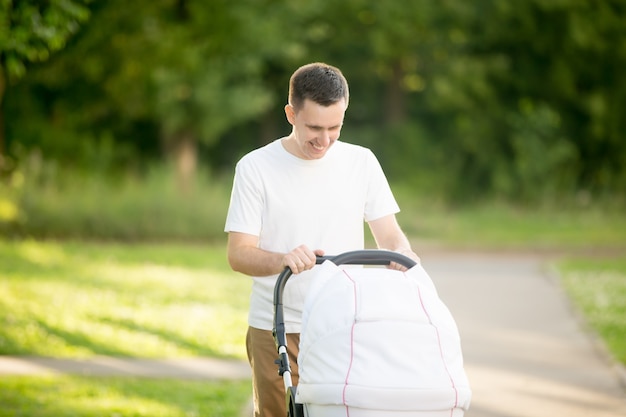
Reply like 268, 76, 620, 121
225, 62, 419, 417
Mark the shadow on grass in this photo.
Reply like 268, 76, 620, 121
35, 321, 133, 357
0, 376, 251, 417
0, 301, 244, 359
96, 316, 232, 359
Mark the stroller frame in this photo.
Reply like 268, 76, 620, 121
272, 250, 417, 417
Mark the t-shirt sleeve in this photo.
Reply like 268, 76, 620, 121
224, 158, 264, 236
363, 150, 400, 222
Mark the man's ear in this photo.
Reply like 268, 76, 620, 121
284, 104, 296, 125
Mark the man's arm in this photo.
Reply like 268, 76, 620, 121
227, 232, 323, 276
368, 214, 420, 269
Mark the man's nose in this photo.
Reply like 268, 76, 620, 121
319, 130, 331, 146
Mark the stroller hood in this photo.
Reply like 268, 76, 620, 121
296, 261, 471, 412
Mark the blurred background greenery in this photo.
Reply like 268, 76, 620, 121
1, 0, 625, 241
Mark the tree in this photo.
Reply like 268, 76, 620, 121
0, 0, 90, 158
148, 0, 276, 192
5, 0, 626, 202
6, 0, 309, 190
460, 0, 626, 199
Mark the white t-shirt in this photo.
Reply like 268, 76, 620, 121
224, 139, 399, 331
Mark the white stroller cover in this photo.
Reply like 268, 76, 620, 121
296, 261, 471, 414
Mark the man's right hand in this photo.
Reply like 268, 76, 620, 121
282, 245, 325, 274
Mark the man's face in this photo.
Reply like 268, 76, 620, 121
285, 98, 346, 160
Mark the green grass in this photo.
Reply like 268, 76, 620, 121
0, 239, 250, 359
558, 257, 626, 365
0, 376, 251, 417
0, 164, 231, 241
0, 239, 253, 417
394, 195, 626, 250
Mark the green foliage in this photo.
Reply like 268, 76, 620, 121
4, 0, 626, 203
0, 0, 91, 81
0, 157, 231, 241
147, 0, 283, 146
0, 376, 251, 417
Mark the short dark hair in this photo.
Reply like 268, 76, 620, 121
288, 63, 349, 111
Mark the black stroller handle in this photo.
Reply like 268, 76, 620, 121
274, 250, 417, 317
318, 250, 418, 269
272, 250, 417, 374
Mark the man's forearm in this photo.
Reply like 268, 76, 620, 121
228, 245, 285, 277
368, 215, 420, 266
227, 232, 286, 277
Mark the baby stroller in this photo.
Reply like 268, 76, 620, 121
273, 250, 471, 417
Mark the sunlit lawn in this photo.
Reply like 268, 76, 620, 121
0, 240, 250, 359
0, 376, 250, 417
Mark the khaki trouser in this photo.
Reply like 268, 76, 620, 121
247, 326, 300, 417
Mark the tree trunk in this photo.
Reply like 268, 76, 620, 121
171, 132, 197, 195
0, 64, 6, 159
259, 107, 280, 146
385, 60, 407, 125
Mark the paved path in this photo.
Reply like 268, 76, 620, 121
2, 249, 625, 417
422, 249, 626, 417
0, 356, 250, 380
